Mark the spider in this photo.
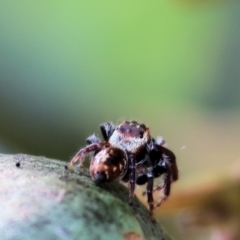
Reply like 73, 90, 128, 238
65, 120, 178, 221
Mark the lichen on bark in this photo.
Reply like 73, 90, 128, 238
0, 154, 171, 240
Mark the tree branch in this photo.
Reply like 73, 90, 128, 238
0, 154, 171, 240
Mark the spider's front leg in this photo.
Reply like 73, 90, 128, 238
128, 153, 136, 205
65, 142, 105, 169
146, 172, 155, 222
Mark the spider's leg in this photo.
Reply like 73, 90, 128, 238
65, 142, 105, 169
150, 139, 178, 182
99, 122, 116, 140
153, 184, 164, 192
86, 134, 101, 144
142, 183, 164, 196
146, 173, 155, 222
154, 167, 171, 208
158, 146, 178, 181
128, 153, 136, 205
152, 176, 177, 193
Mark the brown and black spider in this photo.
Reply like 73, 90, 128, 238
65, 120, 178, 221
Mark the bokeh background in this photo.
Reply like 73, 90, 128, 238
1, 1, 240, 239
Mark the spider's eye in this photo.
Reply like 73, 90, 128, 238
139, 132, 143, 138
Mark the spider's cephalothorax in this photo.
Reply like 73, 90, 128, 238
108, 121, 150, 154
66, 120, 178, 221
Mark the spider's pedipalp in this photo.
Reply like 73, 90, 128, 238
100, 122, 116, 141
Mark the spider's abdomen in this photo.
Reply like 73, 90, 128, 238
89, 147, 127, 182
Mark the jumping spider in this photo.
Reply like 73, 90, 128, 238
65, 120, 178, 221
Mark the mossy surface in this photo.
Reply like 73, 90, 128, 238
0, 154, 171, 240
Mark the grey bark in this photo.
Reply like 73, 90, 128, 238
0, 154, 171, 240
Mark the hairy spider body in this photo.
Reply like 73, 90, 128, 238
89, 146, 127, 182
66, 120, 178, 221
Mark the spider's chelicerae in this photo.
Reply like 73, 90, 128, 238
65, 120, 178, 221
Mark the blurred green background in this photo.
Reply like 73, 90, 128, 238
1, 1, 240, 239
